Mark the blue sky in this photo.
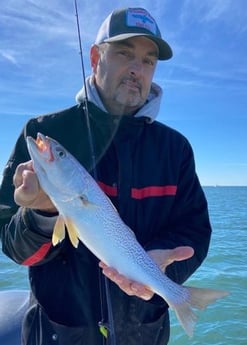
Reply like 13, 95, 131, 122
1, 0, 246, 186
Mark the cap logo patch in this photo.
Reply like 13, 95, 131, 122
126, 8, 157, 35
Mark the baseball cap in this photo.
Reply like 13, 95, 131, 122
95, 8, 173, 60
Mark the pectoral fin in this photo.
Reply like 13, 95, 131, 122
52, 215, 66, 246
65, 218, 81, 248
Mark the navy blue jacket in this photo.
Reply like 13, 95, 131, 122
0, 102, 212, 345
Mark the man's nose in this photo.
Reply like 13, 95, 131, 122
129, 59, 143, 76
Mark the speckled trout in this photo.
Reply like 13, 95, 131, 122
26, 133, 228, 337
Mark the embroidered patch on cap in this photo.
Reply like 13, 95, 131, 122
126, 8, 157, 35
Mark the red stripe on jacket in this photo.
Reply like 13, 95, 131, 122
22, 242, 52, 266
98, 181, 177, 200
97, 181, 117, 197
131, 186, 177, 199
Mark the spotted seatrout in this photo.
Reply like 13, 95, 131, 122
26, 133, 228, 337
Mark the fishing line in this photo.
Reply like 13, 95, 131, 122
73, 0, 96, 172
73, 1, 116, 344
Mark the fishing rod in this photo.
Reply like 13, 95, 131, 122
73, 0, 96, 173
73, 1, 116, 345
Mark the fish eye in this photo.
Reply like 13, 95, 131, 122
56, 147, 66, 158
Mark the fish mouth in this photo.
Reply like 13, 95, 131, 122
27, 133, 54, 162
36, 133, 49, 153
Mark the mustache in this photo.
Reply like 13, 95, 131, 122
121, 76, 142, 89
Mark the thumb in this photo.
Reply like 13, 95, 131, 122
148, 246, 194, 272
168, 246, 194, 264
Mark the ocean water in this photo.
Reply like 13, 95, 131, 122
0, 186, 246, 344
168, 186, 247, 344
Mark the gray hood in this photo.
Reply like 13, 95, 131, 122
76, 75, 162, 123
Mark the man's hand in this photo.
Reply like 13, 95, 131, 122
99, 246, 194, 300
13, 160, 57, 212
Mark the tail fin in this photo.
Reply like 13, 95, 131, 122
187, 286, 229, 310
172, 287, 229, 337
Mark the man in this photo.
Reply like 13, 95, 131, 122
0, 7, 212, 345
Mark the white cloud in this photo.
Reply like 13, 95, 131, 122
0, 50, 18, 65
199, 0, 231, 22
180, 0, 247, 32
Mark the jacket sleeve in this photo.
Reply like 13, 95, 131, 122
145, 139, 212, 285
0, 103, 118, 266
0, 120, 61, 266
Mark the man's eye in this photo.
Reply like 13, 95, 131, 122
144, 58, 156, 66
118, 50, 131, 57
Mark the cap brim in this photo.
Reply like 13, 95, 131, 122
104, 33, 173, 60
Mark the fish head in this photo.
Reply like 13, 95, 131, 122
26, 133, 89, 201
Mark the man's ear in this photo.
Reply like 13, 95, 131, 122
90, 44, 100, 73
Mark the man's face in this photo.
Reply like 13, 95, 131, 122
91, 36, 158, 115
